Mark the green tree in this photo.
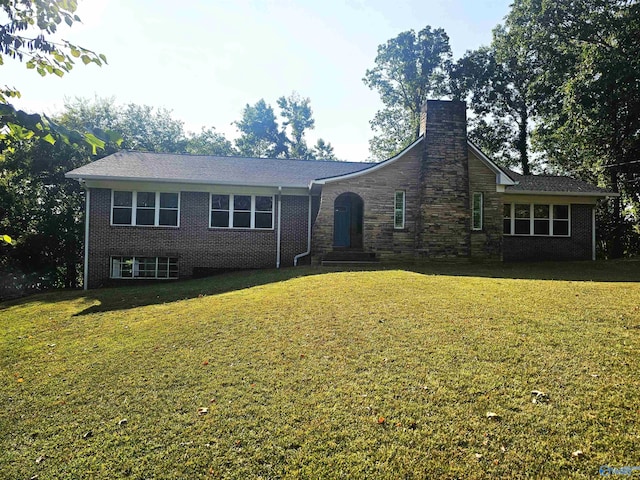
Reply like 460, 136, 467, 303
1, 0, 108, 151
506, 0, 640, 256
449, 26, 540, 175
185, 127, 237, 156
234, 99, 289, 158
277, 92, 315, 160
311, 138, 339, 161
363, 26, 451, 159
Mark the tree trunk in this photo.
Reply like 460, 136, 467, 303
518, 107, 530, 175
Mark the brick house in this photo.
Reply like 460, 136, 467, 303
66, 100, 614, 289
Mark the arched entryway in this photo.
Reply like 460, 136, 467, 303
333, 192, 364, 249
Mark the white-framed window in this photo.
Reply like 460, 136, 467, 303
111, 191, 180, 227
209, 194, 274, 229
110, 256, 178, 279
503, 203, 570, 237
472, 192, 483, 230
394, 190, 405, 229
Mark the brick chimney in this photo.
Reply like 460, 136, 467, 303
416, 100, 470, 257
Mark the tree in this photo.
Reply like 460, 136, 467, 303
185, 127, 237, 156
449, 24, 542, 175
277, 92, 315, 159
363, 26, 451, 159
366, 105, 413, 161
234, 99, 289, 158
234, 94, 329, 160
1, 0, 108, 152
311, 138, 339, 161
506, 0, 640, 256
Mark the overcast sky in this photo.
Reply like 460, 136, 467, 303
4, 0, 512, 161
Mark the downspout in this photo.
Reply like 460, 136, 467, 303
294, 194, 313, 266
82, 181, 90, 290
276, 186, 282, 268
592, 205, 596, 261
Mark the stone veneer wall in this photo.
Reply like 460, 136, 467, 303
86, 188, 309, 288
416, 100, 471, 258
311, 143, 422, 261
468, 151, 502, 258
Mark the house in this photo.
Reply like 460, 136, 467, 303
66, 100, 614, 289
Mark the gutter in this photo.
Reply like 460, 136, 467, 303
276, 186, 282, 268
294, 194, 313, 266
79, 179, 90, 290
504, 190, 619, 197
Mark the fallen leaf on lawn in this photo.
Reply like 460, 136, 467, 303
486, 412, 500, 420
500, 445, 507, 453
475, 453, 483, 460
83, 431, 92, 439
572, 450, 584, 458
377, 416, 385, 424
202, 360, 209, 366
35, 455, 45, 464
117, 419, 128, 426
531, 390, 550, 403
17, 378, 24, 383
198, 407, 209, 415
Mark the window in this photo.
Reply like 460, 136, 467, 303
394, 191, 405, 229
111, 191, 179, 227
503, 203, 570, 236
209, 194, 274, 229
110, 256, 178, 279
472, 192, 483, 230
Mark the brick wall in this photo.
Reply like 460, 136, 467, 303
87, 188, 309, 288
503, 204, 593, 261
311, 144, 421, 261
468, 151, 502, 258
417, 100, 470, 258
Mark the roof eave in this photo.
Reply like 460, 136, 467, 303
311, 136, 424, 186
65, 173, 309, 189
504, 189, 618, 197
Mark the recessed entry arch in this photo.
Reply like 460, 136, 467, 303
333, 192, 364, 249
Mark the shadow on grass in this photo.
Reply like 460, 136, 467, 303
1, 260, 638, 315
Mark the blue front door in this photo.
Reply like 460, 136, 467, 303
334, 204, 351, 247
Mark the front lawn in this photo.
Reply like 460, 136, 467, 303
1, 263, 639, 478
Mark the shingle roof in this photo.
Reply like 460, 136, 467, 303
66, 151, 376, 188
505, 169, 612, 195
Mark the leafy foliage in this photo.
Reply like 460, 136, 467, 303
449, 26, 539, 174
505, 0, 640, 256
0, 0, 108, 151
363, 26, 451, 159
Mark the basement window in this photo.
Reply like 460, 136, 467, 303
110, 256, 178, 279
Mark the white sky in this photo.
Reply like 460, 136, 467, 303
3, 0, 511, 161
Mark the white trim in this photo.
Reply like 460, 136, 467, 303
209, 193, 275, 230
504, 202, 571, 237
311, 136, 424, 186
83, 187, 90, 290
110, 190, 180, 227
505, 190, 616, 198
467, 141, 517, 186
294, 195, 313, 266
276, 187, 282, 268
394, 190, 406, 229
109, 256, 178, 279
472, 192, 483, 231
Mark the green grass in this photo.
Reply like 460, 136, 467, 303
1, 262, 640, 479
